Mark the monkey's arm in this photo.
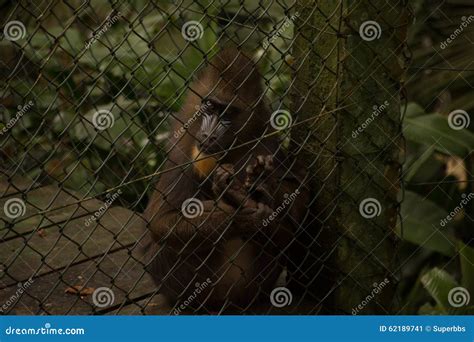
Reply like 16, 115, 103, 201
145, 200, 264, 244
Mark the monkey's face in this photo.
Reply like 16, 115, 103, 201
196, 98, 237, 154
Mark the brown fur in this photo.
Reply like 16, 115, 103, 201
142, 48, 309, 312
191, 145, 217, 178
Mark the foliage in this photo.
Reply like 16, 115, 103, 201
398, 0, 474, 314
0, 1, 295, 210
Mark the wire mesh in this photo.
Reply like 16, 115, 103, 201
0, 0, 409, 315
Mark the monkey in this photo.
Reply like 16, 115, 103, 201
142, 48, 310, 312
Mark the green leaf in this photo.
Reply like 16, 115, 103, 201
404, 102, 426, 118
400, 267, 432, 315
418, 302, 442, 315
404, 114, 474, 156
420, 267, 458, 312
398, 191, 455, 256
458, 241, 474, 293
404, 144, 435, 182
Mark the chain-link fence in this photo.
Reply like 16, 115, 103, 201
0, 0, 410, 315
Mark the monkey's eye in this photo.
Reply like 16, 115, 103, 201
203, 98, 238, 118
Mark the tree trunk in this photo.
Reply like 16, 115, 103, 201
290, 0, 410, 314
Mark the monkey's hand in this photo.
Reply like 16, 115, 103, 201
241, 202, 274, 222
212, 163, 274, 230
245, 155, 276, 206
213, 164, 258, 209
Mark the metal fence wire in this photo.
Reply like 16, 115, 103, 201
0, 0, 410, 315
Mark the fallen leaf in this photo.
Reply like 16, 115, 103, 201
65, 285, 95, 296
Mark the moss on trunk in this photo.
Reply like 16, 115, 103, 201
290, 0, 410, 314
